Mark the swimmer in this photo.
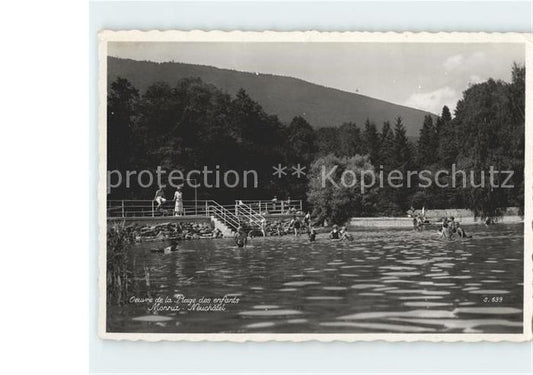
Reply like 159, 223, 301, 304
448, 216, 458, 234
413, 214, 423, 231
308, 226, 317, 242
456, 222, 472, 239
438, 218, 452, 240
234, 225, 248, 248
339, 226, 354, 241
329, 224, 340, 240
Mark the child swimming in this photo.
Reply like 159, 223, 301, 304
456, 222, 472, 239
329, 225, 340, 240
438, 218, 452, 240
308, 226, 317, 242
234, 225, 248, 248
339, 226, 354, 241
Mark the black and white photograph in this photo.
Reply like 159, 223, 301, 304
99, 31, 532, 341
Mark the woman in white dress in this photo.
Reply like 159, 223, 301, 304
173, 186, 183, 216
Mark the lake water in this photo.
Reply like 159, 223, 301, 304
107, 224, 524, 334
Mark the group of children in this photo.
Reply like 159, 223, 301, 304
328, 225, 354, 241
437, 216, 472, 240
233, 213, 357, 247
409, 206, 473, 240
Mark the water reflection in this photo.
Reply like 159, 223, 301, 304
107, 224, 524, 333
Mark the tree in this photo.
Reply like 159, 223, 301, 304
316, 127, 340, 156
284, 116, 318, 199
110, 78, 291, 201
379, 121, 395, 168
453, 71, 524, 220
363, 119, 380, 165
307, 154, 375, 225
285, 116, 318, 164
337, 122, 362, 157
107, 77, 139, 197
417, 115, 438, 167
108, 77, 139, 170
506, 63, 525, 211
437, 105, 457, 167
393, 117, 412, 169
390, 117, 413, 211
441, 105, 452, 123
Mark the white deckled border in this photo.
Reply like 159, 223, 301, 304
97, 30, 533, 342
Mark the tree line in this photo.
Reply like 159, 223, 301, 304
108, 63, 524, 222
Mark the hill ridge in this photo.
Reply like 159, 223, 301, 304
107, 56, 436, 136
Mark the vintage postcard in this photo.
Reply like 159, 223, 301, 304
98, 30, 532, 341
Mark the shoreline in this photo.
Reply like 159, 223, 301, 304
349, 216, 523, 229
108, 214, 524, 230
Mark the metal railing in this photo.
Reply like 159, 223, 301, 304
206, 201, 240, 231
235, 201, 265, 227
107, 199, 220, 218
107, 199, 304, 218
235, 199, 303, 215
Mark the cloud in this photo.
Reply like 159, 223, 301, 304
443, 54, 464, 71
468, 74, 484, 85
404, 86, 460, 114
443, 52, 487, 72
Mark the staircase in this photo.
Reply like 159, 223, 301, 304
207, 200, 240, 236
207, 200, 266, 235
211, 216, 234, 237
235, 201, 265, 229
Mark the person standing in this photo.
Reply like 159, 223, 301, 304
303, 212, 311, 229
271, 195, 278, 213
234, 224, 248, 248
260, 217, 267, 237
173, 185, 183, 216
291, 215, 301, 237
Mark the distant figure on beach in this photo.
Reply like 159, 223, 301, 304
154, 186, 166, 211
173, 185, 183, 216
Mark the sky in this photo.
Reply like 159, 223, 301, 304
109, 42, 524, 114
